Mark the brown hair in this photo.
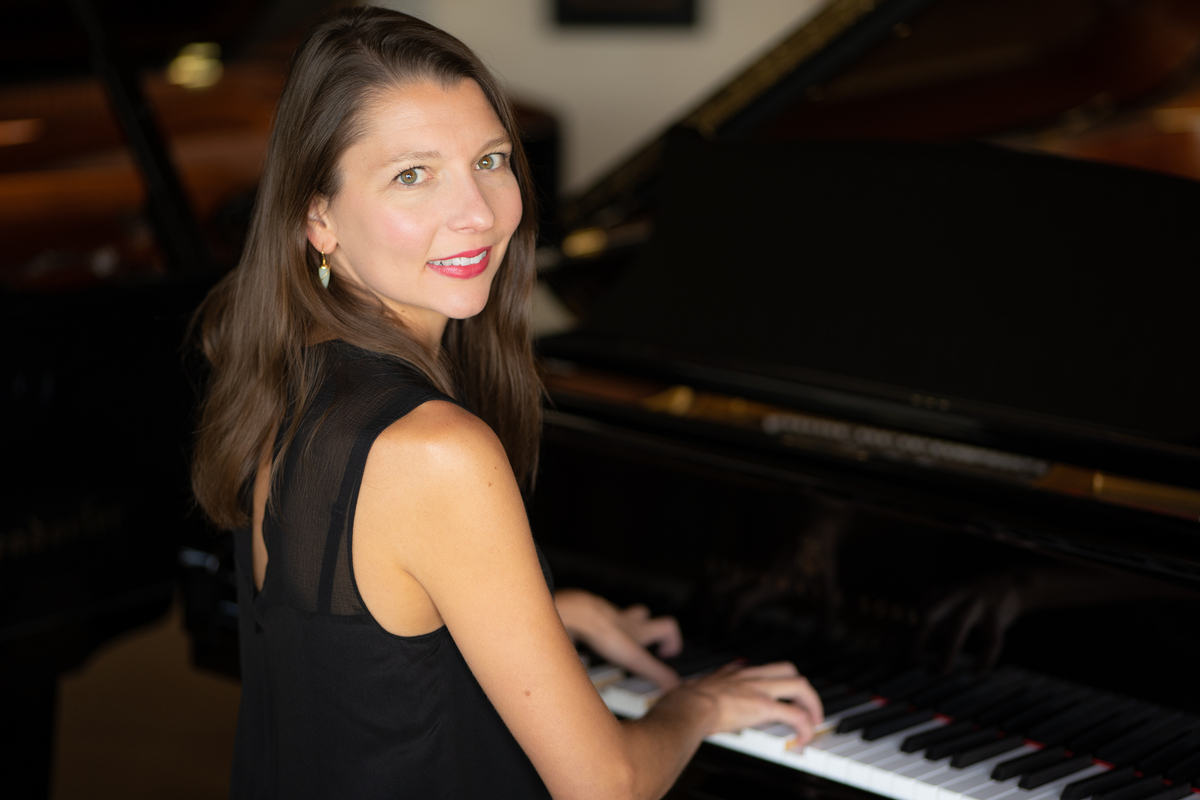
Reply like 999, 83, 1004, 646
191, 5, 542, 530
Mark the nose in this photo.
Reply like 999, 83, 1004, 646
446, 169, 496, 233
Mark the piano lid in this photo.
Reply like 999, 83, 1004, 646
562, 0, 1200, 230
541, 130, 1200, 489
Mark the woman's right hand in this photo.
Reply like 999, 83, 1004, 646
663, 661, 824, 747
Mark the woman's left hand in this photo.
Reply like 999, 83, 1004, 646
554, 589, 684, 690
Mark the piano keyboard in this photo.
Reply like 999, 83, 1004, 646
588, 662, 1200, 800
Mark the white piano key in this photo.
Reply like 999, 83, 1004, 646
598, 675, 661, 718
586, 662, 624, 689
804, 730, 862, 773
845, 732, 933, 788
597, 663, 1121, 800
892, 757, 954, 800
966, 777, 1023, 800
838, 737, 901, 759
936, 746, 1040, 799
871, 753, 931, 796
1024, 764, 1108, 800
915, 769, 957, 800
853, 721, 949, 767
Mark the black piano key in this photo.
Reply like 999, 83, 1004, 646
951, 734, 1026, 768
666, 647, 739, 677
902, 720, 975, 753
978, 688, 1056, 727
1097, 715, 1188, 762
934, 680, 994, 713
992, 746, 1068, 781
911, 673, 977, 708
1094, 777, 1171, 800
938, 681, 1019, 719
1061, 767, 1138, 800
837, 703, 910, 734
818, 683, 851, 702
1104, 725, 1199, 769
1068, 710, 1156, 755
863, 709, 935, 741
817, 684, 859, 710
1164, 752, 1200, 784
1141, 785, 1194, 800
925, 727, 1001, 761
1019, 754, 1094, 790
824, 691, 874, 716
1029, 698, 1132, 747
1002, 690, 1088, 736
1138, 730, 1200, 774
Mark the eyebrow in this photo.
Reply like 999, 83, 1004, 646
387, 150, 440, 165
386, 137, 512, 165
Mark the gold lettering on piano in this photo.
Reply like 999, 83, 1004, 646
550, 368, 1200, 523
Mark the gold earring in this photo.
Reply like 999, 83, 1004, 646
318, 250, 330, 289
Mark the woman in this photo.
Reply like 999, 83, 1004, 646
191, 7, 821, 798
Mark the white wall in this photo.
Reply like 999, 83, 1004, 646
376, 0, 828, 194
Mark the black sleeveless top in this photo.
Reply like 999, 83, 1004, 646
230, 341, 552, 799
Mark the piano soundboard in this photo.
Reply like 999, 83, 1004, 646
587, 659, 1200, 800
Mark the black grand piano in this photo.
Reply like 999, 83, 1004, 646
530, 0, 1200, 798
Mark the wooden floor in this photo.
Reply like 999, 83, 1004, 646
53, 600, 240, 799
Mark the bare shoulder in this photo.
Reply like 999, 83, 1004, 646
369, 399, 509, 482
359, 400, 522, 552
357, 399, 530, 592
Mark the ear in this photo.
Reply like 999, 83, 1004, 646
305, 195, 337, 255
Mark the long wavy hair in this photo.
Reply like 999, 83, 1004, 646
191, 6, 542, 530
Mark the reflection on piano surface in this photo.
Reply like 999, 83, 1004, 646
530, 0, 1200, 798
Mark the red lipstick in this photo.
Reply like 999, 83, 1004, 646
427, 246, 490, 279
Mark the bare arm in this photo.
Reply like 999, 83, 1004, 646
353, 401, 822, 800
554, 588, 683, 689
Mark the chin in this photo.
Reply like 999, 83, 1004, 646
441, 293, 492, 321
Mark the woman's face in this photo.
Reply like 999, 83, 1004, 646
308, 78, 522, 346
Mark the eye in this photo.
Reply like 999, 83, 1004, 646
476, 152, 508, 171
396, 166, 427, 186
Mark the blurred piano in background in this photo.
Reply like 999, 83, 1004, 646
0, 2, 326, 796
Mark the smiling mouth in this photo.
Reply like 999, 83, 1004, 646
428, 251, 488, 267
427, 247, 491, 279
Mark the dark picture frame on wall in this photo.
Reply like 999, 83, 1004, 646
554, 0, 697, 26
